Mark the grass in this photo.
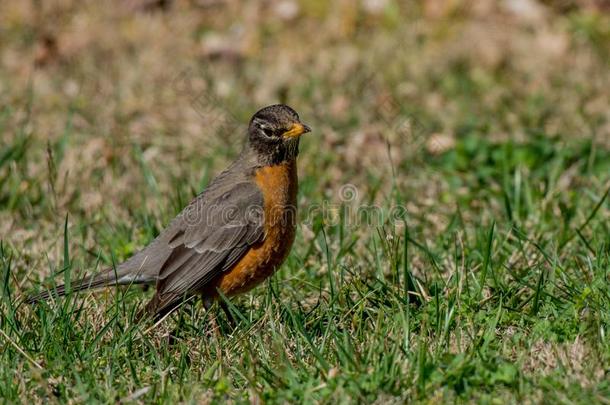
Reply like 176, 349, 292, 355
1, 1, 610, 403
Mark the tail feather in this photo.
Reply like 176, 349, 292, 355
25, 267, 151, 304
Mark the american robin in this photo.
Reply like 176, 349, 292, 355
27, 104, 311, 319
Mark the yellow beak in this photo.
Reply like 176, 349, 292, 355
282, 122, 312, 138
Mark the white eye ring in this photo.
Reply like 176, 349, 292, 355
259, 125, 274, 137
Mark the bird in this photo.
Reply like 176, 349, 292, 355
27, 104, 311, 320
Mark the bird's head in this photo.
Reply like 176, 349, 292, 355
247, 104, 311, 164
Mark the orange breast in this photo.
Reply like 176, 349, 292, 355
211, 160, 298, 297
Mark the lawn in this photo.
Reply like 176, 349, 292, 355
1, 1, 609, 403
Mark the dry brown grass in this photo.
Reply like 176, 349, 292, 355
1, 1, 609, 402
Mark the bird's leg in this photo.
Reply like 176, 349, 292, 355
202, 296, 221, 337
219, 300, 237, 329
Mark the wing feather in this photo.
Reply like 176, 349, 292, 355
154, 181, 264, 303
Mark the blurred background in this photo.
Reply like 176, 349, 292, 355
2, 1, 610, 402
1, 0, 609, 290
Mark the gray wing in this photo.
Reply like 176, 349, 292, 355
26, 159, 265, 314
154, 180, 265, 301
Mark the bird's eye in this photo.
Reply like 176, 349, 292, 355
261, 126, 274, 137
